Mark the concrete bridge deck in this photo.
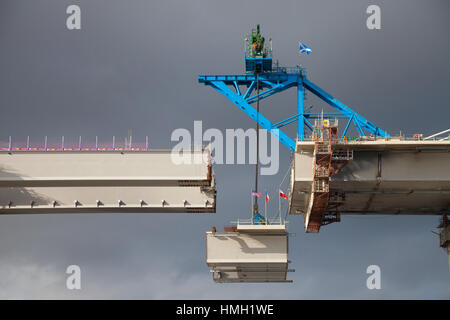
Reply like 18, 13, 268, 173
0, 149, 216, 214
289, 139, 450, 223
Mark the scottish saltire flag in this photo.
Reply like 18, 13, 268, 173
252, 190, 262, 198
299, 43, 311, 55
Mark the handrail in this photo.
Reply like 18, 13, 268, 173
424, 129, 450, 141
0, 136, 151, 151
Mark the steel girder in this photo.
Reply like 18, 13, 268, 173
198, 72, 389, 151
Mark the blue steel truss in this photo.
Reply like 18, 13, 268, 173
198, 68, 389, 152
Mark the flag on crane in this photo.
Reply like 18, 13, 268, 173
299, 42, 311, 55
265, 191, 270, 203
279, 189, 288, 199
252, 190, 262, 198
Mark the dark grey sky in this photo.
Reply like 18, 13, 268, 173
0, 0, 449, 298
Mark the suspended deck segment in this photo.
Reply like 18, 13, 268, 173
0, 149, 216, 214
206, 224, 293, 283
289, 138, 450, 231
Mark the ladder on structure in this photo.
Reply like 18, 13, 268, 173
304, 120, 353, 233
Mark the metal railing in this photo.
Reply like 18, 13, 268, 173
233, 218, 287, 226
314, 166, 330, 177
424, 129, 450, 141
316, 144, 331, 154
332, 150, 353, 161
314, 118, 339, 128
314, 179, 329, 193
298, 134, 450, 143
271, 65, 304, 74
0, 136, 150, 151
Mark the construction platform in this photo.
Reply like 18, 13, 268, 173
206, 224, 293, 283
0, 149, 216, 214
289, 137, 450, 232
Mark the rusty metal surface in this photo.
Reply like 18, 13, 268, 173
305, 124, 352, 233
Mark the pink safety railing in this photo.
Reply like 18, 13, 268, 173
0, 136, 150, 151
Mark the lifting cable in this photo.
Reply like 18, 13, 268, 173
253, 74, 260, 224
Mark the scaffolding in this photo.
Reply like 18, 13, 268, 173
305, 120, 353, 233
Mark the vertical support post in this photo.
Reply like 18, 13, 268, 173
252, 74, 260, 225
264, 191, 267, 224
250, 188, 252, 222
278, 193, 281, 224
297, 78, 304, 141
78, 136, 82, 150
280, 200, 282, 225
44, 136, 47, 151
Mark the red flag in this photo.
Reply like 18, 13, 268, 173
279, 189, 288, 199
